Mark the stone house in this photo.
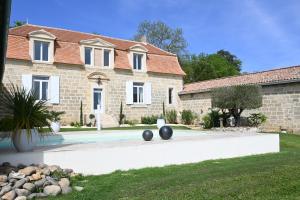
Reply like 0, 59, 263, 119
180, 66, 300, 133
3, 24, 185, 127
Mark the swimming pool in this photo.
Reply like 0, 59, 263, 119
0, 130, 206, 149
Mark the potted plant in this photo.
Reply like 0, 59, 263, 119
157, 114, 166, 129
48, 111, 65, 133
0, 84, 51, 152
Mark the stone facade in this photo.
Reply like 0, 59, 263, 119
2, 59, 183, 127
180, 82, 300, 133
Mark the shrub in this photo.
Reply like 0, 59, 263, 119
202, 114, 212, 129
202, 109, 221, 129
181, 110, 195, 125
166, 109, 177, 124
70, 121, 81, 128
248, 113, 267, 127
141, 115, 158, 124
48, 111, 65, 122
124, 119, 138, 126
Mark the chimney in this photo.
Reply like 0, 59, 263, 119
140, 35, 147, 44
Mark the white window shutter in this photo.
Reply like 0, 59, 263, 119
126, 81, 133, 104
22, 74, 32, 94
50, 76, 60, 104
145, 82, 152, 105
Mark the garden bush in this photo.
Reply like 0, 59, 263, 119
248, 113, 267, 127
181, 110, 196, 125
202, 109, 221, 129
141, 115, 158, 124
166, 109, 177, 124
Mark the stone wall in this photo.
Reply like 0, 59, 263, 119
180, 82, 300, 133
1, 59, 183, 126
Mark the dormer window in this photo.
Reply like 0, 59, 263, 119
84, 47, 92, 65
103, 49, 110, 67
133, 53, 143, 70
28, 29, 56, 64
34, 41, 49, 61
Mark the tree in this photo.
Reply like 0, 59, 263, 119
217, 49, 242, 72
211, 85, 263, 126
133, 20, 187, 55
10, 20, 26, 28
180, 53, 240, 83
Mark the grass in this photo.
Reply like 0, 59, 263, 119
54, 125, 190, 132
47, 134, 300, 200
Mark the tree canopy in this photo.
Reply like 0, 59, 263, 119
133, 20, 187, 55
211, 85, 263, 126
10, 20, 26, 28
217, 49, 242, 72
180, 53, 241, 83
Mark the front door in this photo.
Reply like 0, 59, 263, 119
93, 88, 103, 113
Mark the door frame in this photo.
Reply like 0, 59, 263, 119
91, 85, 105, 114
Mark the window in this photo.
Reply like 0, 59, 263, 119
93, 88, 102, 110
85, 47, 92, 65
32, 76, 49, 101
34, 41, 49, 61
103, 50, 110, 67
168, 88, 173, 104
133, 53, 143, 70
133, 82, 144, 103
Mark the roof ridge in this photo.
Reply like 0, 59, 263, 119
184, 65, 300, 86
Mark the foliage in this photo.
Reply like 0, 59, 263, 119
10, 20, 26, 28
248, 113, 267, 127
47, 111, 65, 122
141, 115, 158, 124
0, 117, 15, 132
80, 101, 83, 126
51, 170, 69, 180
124, 119, 138, 126
180, 53, 240, 83
133, 20, 187, 55
202, 109, 222, 129
181, 110, 196, 125
70, 122, 81, 128
166, 109, 177, 124
211, 85, 263, 126
89, 114, 95, 119
217, 49, 242, 72
0, 84, 51, 135
119, 101, 125, 125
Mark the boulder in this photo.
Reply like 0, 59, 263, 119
17, 164, 27, 169
58, 178, 70, 188
63, 168, 73, 174
34, 178, 46, 188
48, 165, 61, 173
15, 188, 30, 197
1, 190, 16, 200
0, 185, 12, 196
15, 196, 27, 200
41, 168, 50, 176
8, 172, 25, 180
30, 173, 42, 181
13, 178, 26, 189
46, 176, 58, 185
0, 175, 8, 182
18, 167, 36, 176
44, 185, 61, 196
22, 183, 35, 192
61, 186, 72, 194
27, 192, 47, 199
74, 186, 84, 192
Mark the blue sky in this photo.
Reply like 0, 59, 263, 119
10, 0, 300, 72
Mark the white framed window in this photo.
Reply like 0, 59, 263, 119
33, 41, 49, 62
133, 82, 144, 104
133, 53, 143, 70
84, 47, 93, 65
168, 88, 173, 105
103, 49, 110, 67
93, 88, 102, 110
32, 76, 49, 101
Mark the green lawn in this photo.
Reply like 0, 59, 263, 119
57, 125, 190, 132
49, 134, 300, 200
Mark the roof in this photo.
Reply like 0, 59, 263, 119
7, 24, 185, 75
181, 65, 300, 94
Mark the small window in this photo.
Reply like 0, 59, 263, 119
103, 50, 110, 67
93, 88, 102, 110
133, 53, 143, 70
85, 47, 92, 65
168, 88, 173, 104
133, 82, 144, 103
34, 41, 49, 61
32, 76, 49, 101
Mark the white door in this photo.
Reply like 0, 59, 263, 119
93, 88, 104, 113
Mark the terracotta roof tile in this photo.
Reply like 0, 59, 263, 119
7, 24, 184, 75
181, 66, 300, 94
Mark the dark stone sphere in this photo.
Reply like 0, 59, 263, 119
159, 126, 173, 140
142, 130, 153, 141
